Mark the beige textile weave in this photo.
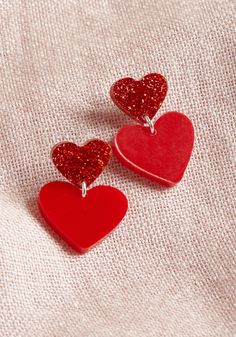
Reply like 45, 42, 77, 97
0, 0, 235, 336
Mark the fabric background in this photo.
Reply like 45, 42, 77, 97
0, 0, 235, 336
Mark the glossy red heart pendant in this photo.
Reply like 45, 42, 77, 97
38, 181, 128, 253
110, 73, 168, 124
38, 140, 128, 253
113, 112, 194, 187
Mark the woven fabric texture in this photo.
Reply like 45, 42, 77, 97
0, 0, 235, 336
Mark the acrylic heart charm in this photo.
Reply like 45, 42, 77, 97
110, 73, 168, 123
113, 112, 194, 187
51, 140, 111, 186
38, 181, 128, 253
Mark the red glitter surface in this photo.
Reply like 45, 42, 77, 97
110, 73, 168, 124
51, 140, 112, 187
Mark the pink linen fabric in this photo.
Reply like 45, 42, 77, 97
0, 0, 235, 336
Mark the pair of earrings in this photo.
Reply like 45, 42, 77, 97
38, 73, 194, 253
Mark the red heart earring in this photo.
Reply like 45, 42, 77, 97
110, 73, 194, 187
38, 140, 128, 253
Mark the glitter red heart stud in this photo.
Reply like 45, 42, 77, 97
38, 140, 128, 253
110, 73, 168, 124
111, 74, 194, 187
51, 140, 111, 187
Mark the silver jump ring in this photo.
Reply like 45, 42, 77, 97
143, 115, 155, 134
81, 181, 87, 198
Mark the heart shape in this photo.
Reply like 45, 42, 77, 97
110, 73, 168, 123
51, 140, 111, 187
38, 181, 128, 253
113, 112, 194, 187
